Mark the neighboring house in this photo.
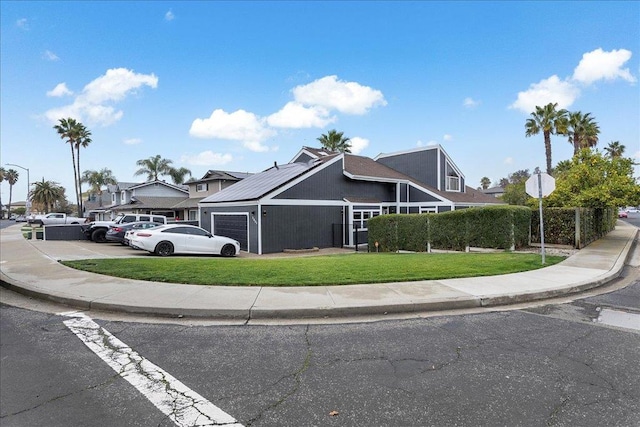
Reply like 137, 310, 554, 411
199, 145, 503, 254
176, 170, 252, 221
482, 186, 505, 198
110, 180, 189, 218
86, 172, 250, 221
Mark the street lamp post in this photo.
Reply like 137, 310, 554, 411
5, 163, 30, 215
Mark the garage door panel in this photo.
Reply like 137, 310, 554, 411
213, 214, 248, 252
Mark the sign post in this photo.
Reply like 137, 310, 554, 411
525, 170, 556, 264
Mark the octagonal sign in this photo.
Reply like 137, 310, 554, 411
526, 173, 555, 198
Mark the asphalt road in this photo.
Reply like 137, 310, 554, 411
1, 265, 639, 427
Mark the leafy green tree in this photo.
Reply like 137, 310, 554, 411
81, 168, 117, 208
499, 169, 532, 205
480, 177, 491, 190
317, 129, 352, 153
525, 103, 568, 174
604, 141, 625, 158
545, 149, 640, 208
5, 169, 19, 216
566, 111, 599, 155
168, 167, 192, 185
135, 155, 174, 181
30, 179, 65, 213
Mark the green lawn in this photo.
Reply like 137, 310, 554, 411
61, 252, 564, 286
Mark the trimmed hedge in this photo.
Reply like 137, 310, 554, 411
530, 207, 616, 248
368, 206, 531, 252
368, 205, 617, 252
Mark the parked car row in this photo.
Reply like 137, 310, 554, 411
103, 222, 240, 257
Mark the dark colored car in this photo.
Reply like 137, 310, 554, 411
105, 221, 163, 245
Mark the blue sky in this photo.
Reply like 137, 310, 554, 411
1, 1, 639, 204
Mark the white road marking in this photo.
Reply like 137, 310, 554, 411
596, 308, 640, 331
60, 311, 243, 427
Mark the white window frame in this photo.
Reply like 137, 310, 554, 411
419, 207, 437, 213
196, 183, 208, 192
446, 176, 460, 192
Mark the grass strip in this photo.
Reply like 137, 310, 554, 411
61, 252, 564, 287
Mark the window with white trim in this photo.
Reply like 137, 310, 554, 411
419, 207, 437, 213
352, 208, 381, 230
196, 183, 208, 192
446, 175, 460, 191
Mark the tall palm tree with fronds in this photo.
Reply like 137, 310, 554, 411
0, 167, 5, 218
134, 155, 174, 181
525, 103, 568, 174
566, 111, 599, 155
75, 123, 92, 215
5, 169, 19, 217
604, 141, 625, 158
30, 179, 64, 213
168, 167, 192, 185
54, 117, 82, 217
480, 177, 491, 190
317, 129, 352, 153
81, 168, 117, 208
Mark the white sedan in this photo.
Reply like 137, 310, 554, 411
129, 224, 240, 257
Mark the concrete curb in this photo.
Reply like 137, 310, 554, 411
1, 223, 637, 320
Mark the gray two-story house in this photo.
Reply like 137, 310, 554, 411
199, 145, 503, 254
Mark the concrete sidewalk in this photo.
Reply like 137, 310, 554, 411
0, 222, 637, 320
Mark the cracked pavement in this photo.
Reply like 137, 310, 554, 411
2, 273, 639, 426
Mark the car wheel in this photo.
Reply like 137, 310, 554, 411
91, 229, 107, 243
221, 244, 236, 257
155, 241, 174, 256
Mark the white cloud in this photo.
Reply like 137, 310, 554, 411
123, 138, 142, 145
511, 48, 636, 114
43, 50, 60, 61
349, 137, 369, 155
44, 68, 158, 126
504, 157, 514, 165
165, 10, 175, 21
181, 151, 233, 166
509, 75, 580, 113
463, 97, 480, 108
417, 140, 439, 147
46, 83, 73, 97
572, 48, 636, 85
81, 68, 158, 104
443, 134, 453, 141
292, 75, 387, 115
189, 109, 275, 152
267, 102, 334, 128
16, 18, 28, 29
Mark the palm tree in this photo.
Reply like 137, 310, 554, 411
604, 141, 625, 158
168, 167, 192, 185
81, 168, 117, 208
317, 129, 352, 153
566, 111, 599, 155
480, 177, 491, 190
5, 169, 19, 217
30, 179, 64, 213
74, 123, 92, 215
54, 117, 83, 217
525, 103, 568, 174
134, 155, 174, 181
0, 167, 5, 218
